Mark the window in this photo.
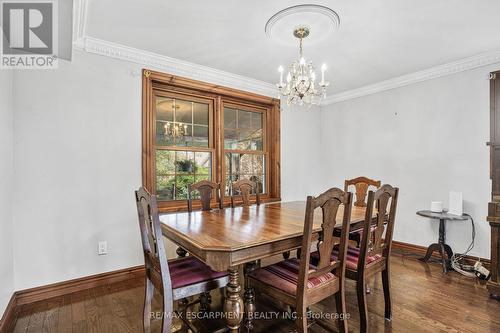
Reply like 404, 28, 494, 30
142, 70, 280, 212
154, 94, 214, 201
224, 106, 266, 195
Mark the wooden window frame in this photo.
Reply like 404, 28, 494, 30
223, 101, 268, 195
142, 69, 281, 212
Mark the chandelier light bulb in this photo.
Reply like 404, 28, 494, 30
278, 65, 284, 85
299, 57, 306, 65
321, 64, 326, 85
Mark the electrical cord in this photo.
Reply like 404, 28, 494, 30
450, 213, 477, 277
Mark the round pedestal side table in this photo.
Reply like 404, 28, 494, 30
416, 210, 468, 273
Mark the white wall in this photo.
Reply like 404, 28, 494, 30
12, 52, 145, 290
281, 104, 325, 201
11, 51, 319, 290
0, 71, 14, 314
320, 64, 499, 259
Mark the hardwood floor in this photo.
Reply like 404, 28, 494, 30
7, 252, 500, 333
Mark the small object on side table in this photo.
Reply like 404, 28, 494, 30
416, 210, 468, 273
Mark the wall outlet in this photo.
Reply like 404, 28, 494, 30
98, 241, 107, 255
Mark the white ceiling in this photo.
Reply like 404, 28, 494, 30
85, 0, 500, 94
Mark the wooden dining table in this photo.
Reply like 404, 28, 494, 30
160, 201, 371, 332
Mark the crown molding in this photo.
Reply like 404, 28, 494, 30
73, 0, 500, 105
323, 49, 500, 105
71, 1, 277, 98
75, 36, 500, 105
77, 36, 277, 98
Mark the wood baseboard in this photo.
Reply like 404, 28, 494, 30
0, 265, 145, 332
0, 265, 146, 332
392, 240, 491, 270
0, 294, 17, 333
15, 265, 145, 306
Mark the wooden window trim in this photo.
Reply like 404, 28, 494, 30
222, 100, 268, 196
142, 69, 281, 212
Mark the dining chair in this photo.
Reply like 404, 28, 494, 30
177, 180, 223, 258
344, 176, 381, 207
187, 180, 223, 213
135, 187, 229, 333
230, 179, 260, 207
184, 180, 225, 309
314, 184, 399, 333
247, 188, 353, 333
342, 177, 381, 248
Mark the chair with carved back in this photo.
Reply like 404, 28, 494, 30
187, 180, 223, 213
345, 177, 381, 207
247, 188, 353, 333
230, 179, 260, 207
342, 177, 381, 247
176, 180, 223, 259
185, 180, 225, 309
315, 184, 399, 333
135, 187, 229, 333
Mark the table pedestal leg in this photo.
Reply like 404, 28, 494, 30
420, 243, 440, 262
224, 266, 243, 333
419, 219, 453, 273
244, 262, 257, 330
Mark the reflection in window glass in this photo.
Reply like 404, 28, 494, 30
156, 150, 211, 200
156, 97, 209, 148
225, 153, 265, 195
193, 103, 209, 125
224, 107, 263, 150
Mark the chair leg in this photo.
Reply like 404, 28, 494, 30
161, 308, 172, 333
357, 278, 369, 333
335, 287, 348, 333
382, 267, 392, 321
143, 277, 154, 333
295, 305, 308, 333
176, 247, 187, 258
200, 292, 212, 311
161, 286, 174, 333
355, 233, 361, 248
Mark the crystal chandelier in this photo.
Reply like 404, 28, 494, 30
276, 26, 329, 106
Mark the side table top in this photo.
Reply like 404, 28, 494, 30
416, 210, 468, 221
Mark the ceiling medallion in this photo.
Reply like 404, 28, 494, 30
276, 26, 329, 106
265, 4, 340, 42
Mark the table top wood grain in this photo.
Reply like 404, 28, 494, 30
160, 201, 369, 271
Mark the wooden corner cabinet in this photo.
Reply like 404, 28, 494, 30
487, 70, 500, 299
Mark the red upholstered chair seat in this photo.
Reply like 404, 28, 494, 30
168, 256, 228, 289
248, 258, 336, 296
311, 246, 382, 271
